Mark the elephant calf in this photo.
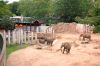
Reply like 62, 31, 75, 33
45, 38, 55, 46
79, 33, 91, 41
60, 42, 71, 54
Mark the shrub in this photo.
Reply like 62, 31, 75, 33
93, 25, 100, 33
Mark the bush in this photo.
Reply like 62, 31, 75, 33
93, 25, 100, 33
0, 16, 15, 30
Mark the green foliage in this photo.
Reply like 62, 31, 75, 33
94, 7, 100, 16
18, 0, 99, 25
75, 16, 93, 24
95, 0, 100, 7
0, 15, 15, 30
8, 2, 21, 16
91, 16, 100, 26
19, 0, 50, 18
0, 2, 12, 18
53, 0, 90, 22
0, 1, 14, 30
75, 16, 100, 25
93, 25, 100, 33
75, 0, 100, 33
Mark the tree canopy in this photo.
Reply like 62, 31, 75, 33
0, 1, 14, 30
8, 2, 21, 16
19, 0, 50, 19
55, 0, 94, 22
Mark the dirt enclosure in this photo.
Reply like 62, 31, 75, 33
7, 33, 100, 66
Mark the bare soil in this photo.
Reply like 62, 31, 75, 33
7, 33, 100, 66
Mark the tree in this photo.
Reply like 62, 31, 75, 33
75, 16, 95, 25
0, 1, 14, 30
0, 15, 15, 30
75, 0, 100, 33
19, 0, 50, 19
9, 2, 21, 16
53, 0, 90, 22
0, 1, 12, 18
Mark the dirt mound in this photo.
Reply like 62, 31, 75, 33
37, 33, 54, 39
53, 22, 77, 33
52, 22, 93, 34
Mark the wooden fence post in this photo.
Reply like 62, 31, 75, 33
12, 30, 16, 44
27, 32, 30, 44
31, 32, 33, 44
20, 29, 23, 44
23, 31, 26, 44
8, 30, 11, 44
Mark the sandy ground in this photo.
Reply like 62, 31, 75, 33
7, 33, 100, 66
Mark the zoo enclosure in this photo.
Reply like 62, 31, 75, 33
5, 22, 100, 44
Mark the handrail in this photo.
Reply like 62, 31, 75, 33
0, 30, 6, 66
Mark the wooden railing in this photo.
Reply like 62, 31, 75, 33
0, 31, 6, 66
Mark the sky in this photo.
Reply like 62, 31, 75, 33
4, 0, 19, 3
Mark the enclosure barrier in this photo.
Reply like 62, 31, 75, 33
0, 30, 6, 66
6, 29, 39, 45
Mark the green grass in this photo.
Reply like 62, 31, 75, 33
6, 43, 28, 58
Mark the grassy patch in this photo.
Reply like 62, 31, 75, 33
6, 43, 28, 58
